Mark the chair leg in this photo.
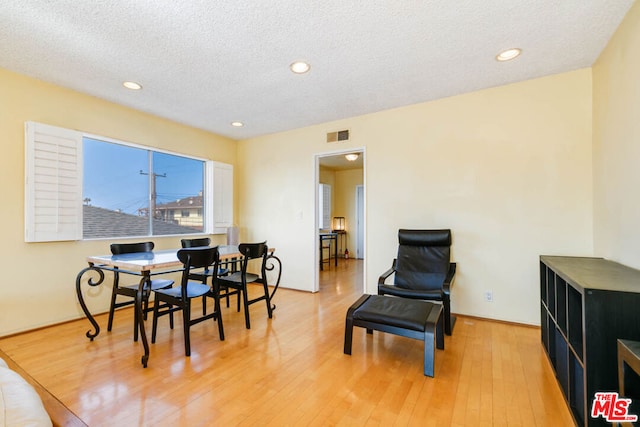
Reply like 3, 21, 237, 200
436, 310, 445, 350
183, 300, 191, 357
344, 294, 369, 355
423, 328, 435, 377
107, 289, 118, 332
202, 295, 207, 315
169, 307, 174, 330
262, 281, 273, 319
151, 298, 160, 344
242, 285, 251, 329
344, 314, 354, 355
213, 292, 225, 341
422, 306, 444, 378
443, 295, 452, 335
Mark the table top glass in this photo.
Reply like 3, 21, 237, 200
87, 245, 242, 272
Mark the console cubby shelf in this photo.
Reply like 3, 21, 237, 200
540, 256, 640, 427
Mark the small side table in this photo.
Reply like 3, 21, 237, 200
319, 232, 338, 270
332, 230, 347, 257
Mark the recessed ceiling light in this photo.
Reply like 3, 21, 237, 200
230, 121, 244, 127
290, 61, 311, 74
496, 48, 522, 62
123, 81, 142, 90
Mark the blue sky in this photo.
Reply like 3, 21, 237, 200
83, 138, 204, 214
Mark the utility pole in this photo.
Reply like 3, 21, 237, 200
140, 170, 166, 219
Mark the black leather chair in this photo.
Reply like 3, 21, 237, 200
378, 229, 456, 335
180, 237, 232, 313
217, 242, 273, 329
151, 246, 225, 356
107, 241, 174, 339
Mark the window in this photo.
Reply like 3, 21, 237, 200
25, 122, 233, 242
82, 137, 206, 238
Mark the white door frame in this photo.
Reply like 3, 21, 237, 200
313, 147, 366, 293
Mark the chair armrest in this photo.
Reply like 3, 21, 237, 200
443, 262, 456, 296
378, 259, 397, 285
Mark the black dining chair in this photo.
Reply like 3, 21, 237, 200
217, 241, 273, 329
180, 237, 234, 313
151, 246, 225, 356
107, 241, 174, 339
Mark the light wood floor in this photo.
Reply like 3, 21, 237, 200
0, 259, 574, 426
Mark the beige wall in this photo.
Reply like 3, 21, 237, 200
318, 166, 335, 188
0, 68, 237, 335
592, 1, 640, 269
239, 69, 593, 325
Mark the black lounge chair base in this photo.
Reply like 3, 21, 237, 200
344, 294, 444, 377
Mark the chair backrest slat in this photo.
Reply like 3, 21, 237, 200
238, 241, 268, 260
178, 246, 219, 271
181, 237, 211, 248
110, 241, 154, 255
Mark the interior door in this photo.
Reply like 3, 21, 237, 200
356, 185, 364, 259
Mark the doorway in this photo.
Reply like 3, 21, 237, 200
315, 149, 365, 293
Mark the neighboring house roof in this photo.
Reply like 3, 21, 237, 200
83, 205, 199, 238
155, 195, 203, 209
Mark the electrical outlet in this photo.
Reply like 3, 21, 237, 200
484, 291, 493, 302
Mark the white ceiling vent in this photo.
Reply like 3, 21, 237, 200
326, 129, 350, 143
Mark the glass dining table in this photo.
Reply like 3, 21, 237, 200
75, 245, 281, 367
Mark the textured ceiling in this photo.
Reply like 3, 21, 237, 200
0, 1, 634, 140
320, 152, 363, 171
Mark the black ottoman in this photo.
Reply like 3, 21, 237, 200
344, 294, 444, 377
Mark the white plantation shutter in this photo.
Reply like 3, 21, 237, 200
319, 183, 331, 229
25, 121, 83, 242
206, 161, 233, 234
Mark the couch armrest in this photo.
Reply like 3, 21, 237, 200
0, 349, 87, 427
